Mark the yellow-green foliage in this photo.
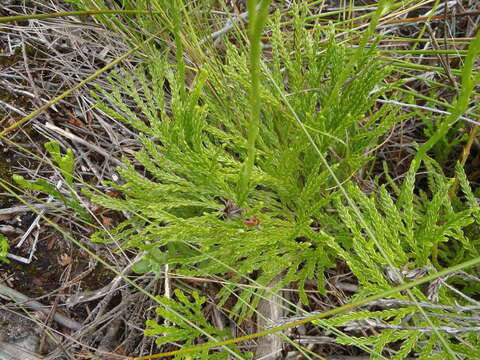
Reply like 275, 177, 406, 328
89, 12, 400, 319
84, 5, 480, 358
0, 234, 9, 263
312, 158, 480, 358
145, 289, 247, 359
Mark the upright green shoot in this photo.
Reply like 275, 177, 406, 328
237, 0, 272, 206
411, 29, 480, 173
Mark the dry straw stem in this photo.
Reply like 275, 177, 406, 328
0, 35, 154, 136
449, 124, 478, 198
0, 9, 159, 24
383, 9, 480, 24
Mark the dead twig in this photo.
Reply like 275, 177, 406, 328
44, 122, 126, 169
0, 283, 82, 331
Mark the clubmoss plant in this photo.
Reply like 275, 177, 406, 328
312, 158, 480, 358
87, 3, 403, 320
13, 140, 91, 221
0, 0, 478, 358
0, 234, 9, 263
144, 289, 249, 359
